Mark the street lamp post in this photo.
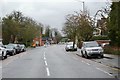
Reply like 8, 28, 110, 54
75, 0, 85, 13
82, 1, 85, 13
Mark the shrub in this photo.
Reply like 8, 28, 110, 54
92, 36, 109, 40
104, 46, 120, 55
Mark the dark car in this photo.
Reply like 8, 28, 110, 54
8, 43, 21, 54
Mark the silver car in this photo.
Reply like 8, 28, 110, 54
19, 44, 26, 52
81, 41, 104, 58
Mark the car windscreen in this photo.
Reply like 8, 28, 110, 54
20, 45, 25, 47
8, 44, 17, 47
6, 46, 13, 49
84, 42, 99, 47
67, 42, 73, 45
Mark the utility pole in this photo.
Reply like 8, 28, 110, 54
75, 0, 85, 13
82, 1, 85, 13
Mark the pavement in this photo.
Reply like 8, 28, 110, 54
1, 44, 120, 78
77, 49, 120, 71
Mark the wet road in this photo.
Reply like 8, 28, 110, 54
1, 44, 119, 78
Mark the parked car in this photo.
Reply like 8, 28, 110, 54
19, 44, 26, 52
81, 41, 104, 58
5, 45, 16, 56
0, 46, 7, 60
65, 42, 77, 51
8, 43, 21, 54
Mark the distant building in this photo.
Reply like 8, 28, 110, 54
33, 37, 53, 46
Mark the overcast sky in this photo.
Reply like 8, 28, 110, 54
0, 0, 113, 31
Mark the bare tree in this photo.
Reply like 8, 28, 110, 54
63, 10, 93, 48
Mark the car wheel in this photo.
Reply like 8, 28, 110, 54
14, 50, 17, 55
2, 53, 4, 60
10, 52, 14, 56
4, 54, 7, 59
100, 55, 104, 58
14, 51, 16, 55
66, 49, 69, 52
81, 51, 84, 57
2, 53, 7, 60
74, 49, 77, 51
85, 51, 89, 59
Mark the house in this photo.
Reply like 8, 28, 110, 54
32, 37, 53, 46
42, 37, 52, 45
94, 18, 107, 36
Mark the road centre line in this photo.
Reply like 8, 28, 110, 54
96, 67, 113, 76
44, 60, 48, 66
43, 51, 50, 76
46, 67, 50, 76
44, 57, 46, 60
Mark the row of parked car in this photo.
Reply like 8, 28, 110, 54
0, 43, 26, 60
65, 41, 104, 58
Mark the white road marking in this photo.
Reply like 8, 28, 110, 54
92, 59, 120, 71
86, 63, 90, 65
82, 60, 90, 65
46, 67, 50, 76
43, 52, 50, 76
44, 60, 48, 66
44, 57, 46, 60
96, 67, 113, 76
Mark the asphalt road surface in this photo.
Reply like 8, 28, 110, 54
1, 44, 120, 78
